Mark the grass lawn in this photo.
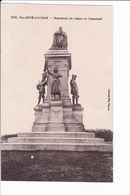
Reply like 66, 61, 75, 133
1, 151, 113, 182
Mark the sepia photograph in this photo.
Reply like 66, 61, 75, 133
1, 3, 113, 182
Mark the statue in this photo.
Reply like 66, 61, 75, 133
36, 72, 47, 105
50, 27, 68, 50
47, 68, 62, 100
70, 74, 79, 105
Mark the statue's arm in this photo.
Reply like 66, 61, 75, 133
41, 80, 47, 86
71, 80, 78, 89
63, 31, 67, 38
47, 69, 53, 76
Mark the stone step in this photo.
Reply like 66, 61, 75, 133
18, 132, 95, 138
1, 142, 112, 152
7, 137, 104, 144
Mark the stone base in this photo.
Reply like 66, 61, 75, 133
18, 132, 96, 138
32, 101, 85, 132
1, 143, 112, 152
47, 123, 65, 131
7, 137, 104, 144
2, 100, 113, 152
1, 132, 113, 152
32, 124, 48, 132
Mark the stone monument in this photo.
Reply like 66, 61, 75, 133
1, 27, 112, 152
32, 27, 85, 133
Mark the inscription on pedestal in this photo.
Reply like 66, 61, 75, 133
49, 101, 63, 123
50, 108, 63, 122
48, 101, 65, 131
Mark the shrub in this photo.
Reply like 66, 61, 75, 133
1, 134, 17, 143
86, 129, 113, 142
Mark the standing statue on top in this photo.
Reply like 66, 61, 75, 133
70, 74, 79, 105
50, 27, 68, 50
36, 72, 47, 105
47, 68, 62, 100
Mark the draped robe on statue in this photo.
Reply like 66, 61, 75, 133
51, 30, 68, 50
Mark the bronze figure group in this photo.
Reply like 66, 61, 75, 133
37, 68, 79, 105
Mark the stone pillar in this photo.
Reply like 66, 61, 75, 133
44, 50, 71, 104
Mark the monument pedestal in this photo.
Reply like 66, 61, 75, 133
32, 97, 86, 132
32, 101, 85, 132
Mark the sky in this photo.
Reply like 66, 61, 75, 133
1, 4, 112, 135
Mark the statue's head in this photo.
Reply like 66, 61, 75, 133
72, 74, 77, 79
42, 72, 47, 80
59, 26, 63, 33
54, 68, 58, 73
